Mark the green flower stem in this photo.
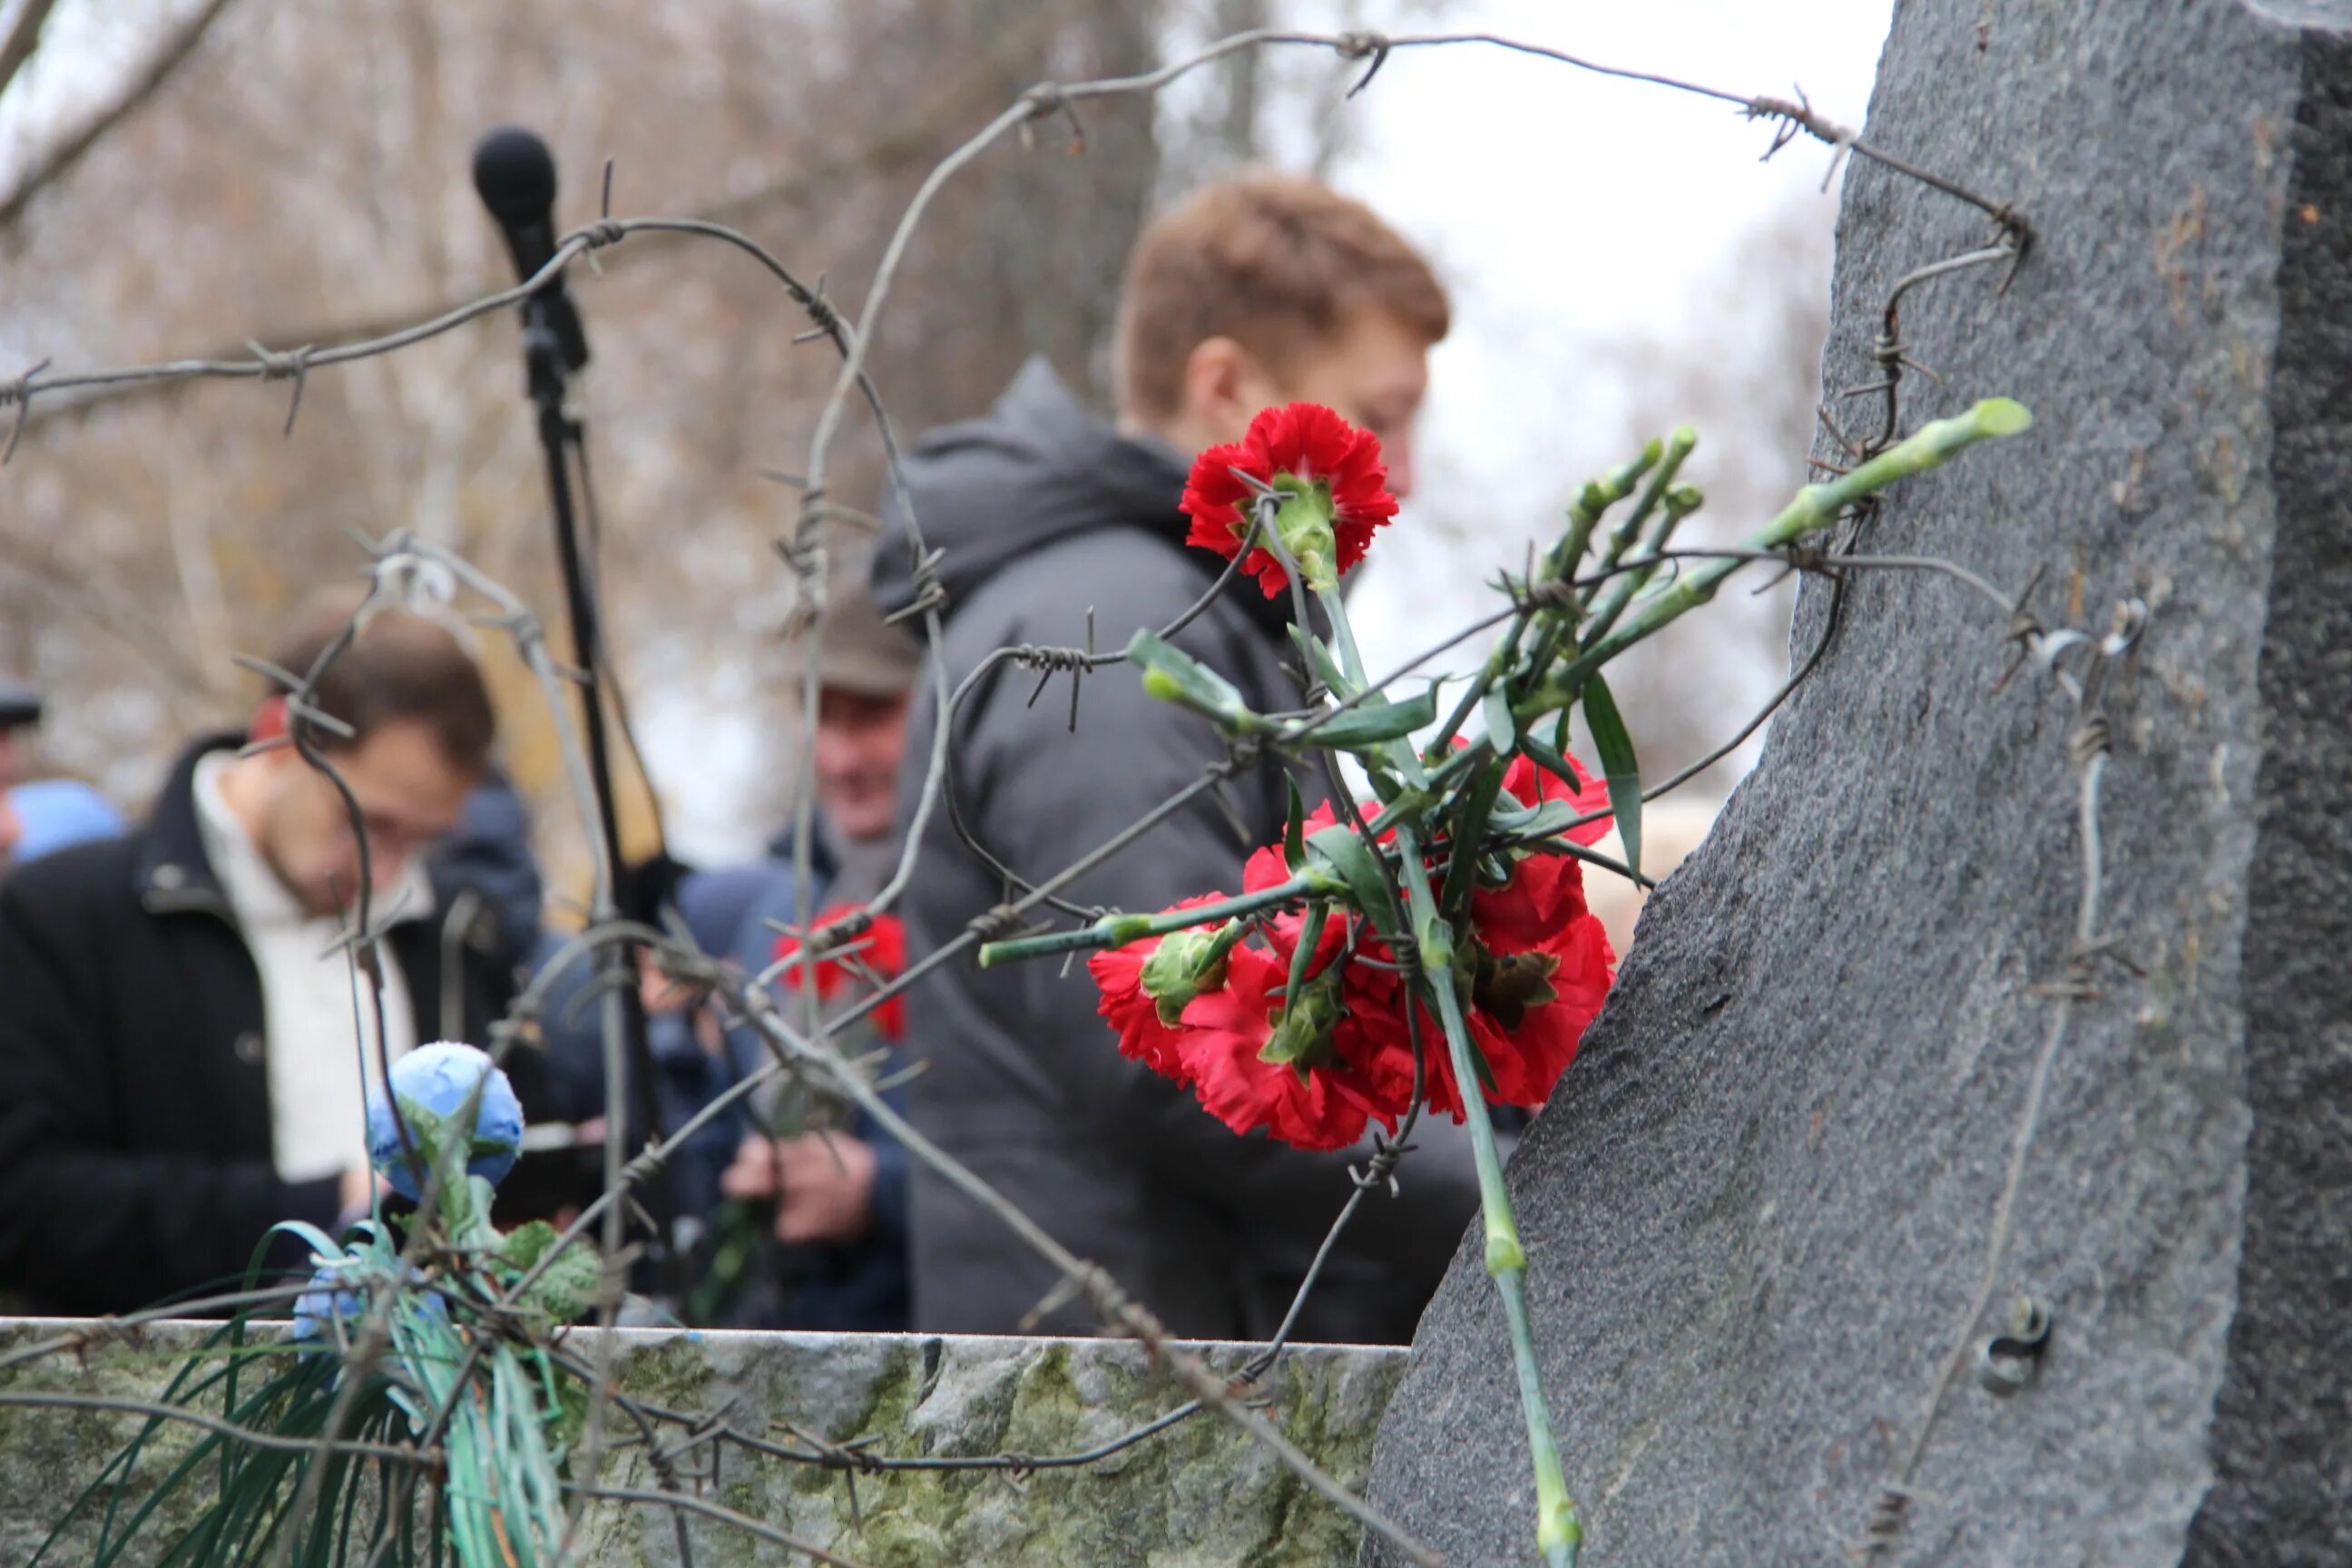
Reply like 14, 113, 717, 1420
975, 873, 1330, 966
1429, 632, 1522, 759
1578, 426, 1696, 612
1325, 555, 1581, 1565
1429, 423, 1674, 752
1320, 583, 1374, 691
1421, 731, 1497, 794
1511, 437, 1677, 698
1552, 478, 1608, 583
1396, 823, 1580, 1568
1523, 397, 2033, 719
1436, 757, 1508, 924
1284, 897, 1332, 1004
1318, 586, 1432, 791
1575, 479, 1703, 652
1565, 440, 1664, 582
1422, 448, 1661, 758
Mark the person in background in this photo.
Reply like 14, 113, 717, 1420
6, 779, 129, 867
869, 172, 1484, 1343
714, 576, 922, 1333
0, 677, 41, 871
0, 593, 551, 1315
436, 771, 783, 1257
636, 865, 789, 1225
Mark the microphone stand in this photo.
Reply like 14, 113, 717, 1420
516, 297, 681, 1309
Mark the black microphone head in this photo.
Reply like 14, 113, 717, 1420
472, 126, 557, 225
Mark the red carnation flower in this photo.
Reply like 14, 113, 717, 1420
1091, 897, 1414, 1151
1086, 894, 1233, 1085
1246, 755, 1614, 1118
1347, 865, 1613, 1121
1181, 403, 1398, 598
1173, 944, 1413, 1151
1085, 746, 1618, 1144
774, 904, 908, 1041
1468, 752, 1612, 954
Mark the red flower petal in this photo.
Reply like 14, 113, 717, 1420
1180, 439, 1258, 559
1344, 885, 1616, 1121
1152, 941, 1421, 1152
1179, 403, 1398, 599
1084, 892, 1234, 1085
773, 904, 909, 1041
1243, 403, 1397, 578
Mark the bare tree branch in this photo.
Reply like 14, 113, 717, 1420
0, 0, 64, 103
12, 0, 1086, 437
0, 524, 211, 693
0, 0, 245, 236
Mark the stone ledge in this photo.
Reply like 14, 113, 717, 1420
0, 1316, 1405, 1566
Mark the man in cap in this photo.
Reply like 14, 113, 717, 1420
714, 576, 924, 1330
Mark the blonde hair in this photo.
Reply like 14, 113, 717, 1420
1115, 172, 1449, 422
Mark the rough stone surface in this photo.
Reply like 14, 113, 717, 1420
1366, 3, 2352, 1564
0, 1318, 1403, 1566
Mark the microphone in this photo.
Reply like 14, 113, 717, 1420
472, 125, 590, 373
466, 123, 675, 1301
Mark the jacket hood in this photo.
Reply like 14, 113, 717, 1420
871, 358, 1289, 642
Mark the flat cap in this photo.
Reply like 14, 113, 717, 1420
778, 577, 922, 700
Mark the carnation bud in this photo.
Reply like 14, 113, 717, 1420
1256, 965, 1348, 1075
1269, 476, 1341, 593
1139, 922, 1238, 1026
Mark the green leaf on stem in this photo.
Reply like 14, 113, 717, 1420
1439, 758, 1507, 924
1286, 622, 1348, 692
1514, 730, 1597, 811
498, 1218, 562, 1273
1284, 775, 1308, 872
517, 1244, 600, 1328
1482, 686, 1516, 751
1583, 673, 1643, 879
1128, 629, 1259, 731
1298, 683, 1439, 751
1490, 795, 1580, 841
1305, 824, 1396, 930
1278, 899, 1332, 1034
503, 1216, 602, 1321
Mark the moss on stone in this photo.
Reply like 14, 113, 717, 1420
2, 1320, 1406, 1567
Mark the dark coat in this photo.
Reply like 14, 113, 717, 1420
870, 359, 1480, 1343
0, 735, 540, 1316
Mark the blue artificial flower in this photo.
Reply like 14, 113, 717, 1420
366, 1041, 525, 1201
290, 1258, 447, 1346
291, 1265, 367, 1344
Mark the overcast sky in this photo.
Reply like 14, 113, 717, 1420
1304, 0, 1896, 725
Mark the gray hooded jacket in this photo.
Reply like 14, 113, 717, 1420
871, 359, 1478, 1342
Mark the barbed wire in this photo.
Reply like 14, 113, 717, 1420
0, 18, 2090, 1568
1851, 583, 2148, 1563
